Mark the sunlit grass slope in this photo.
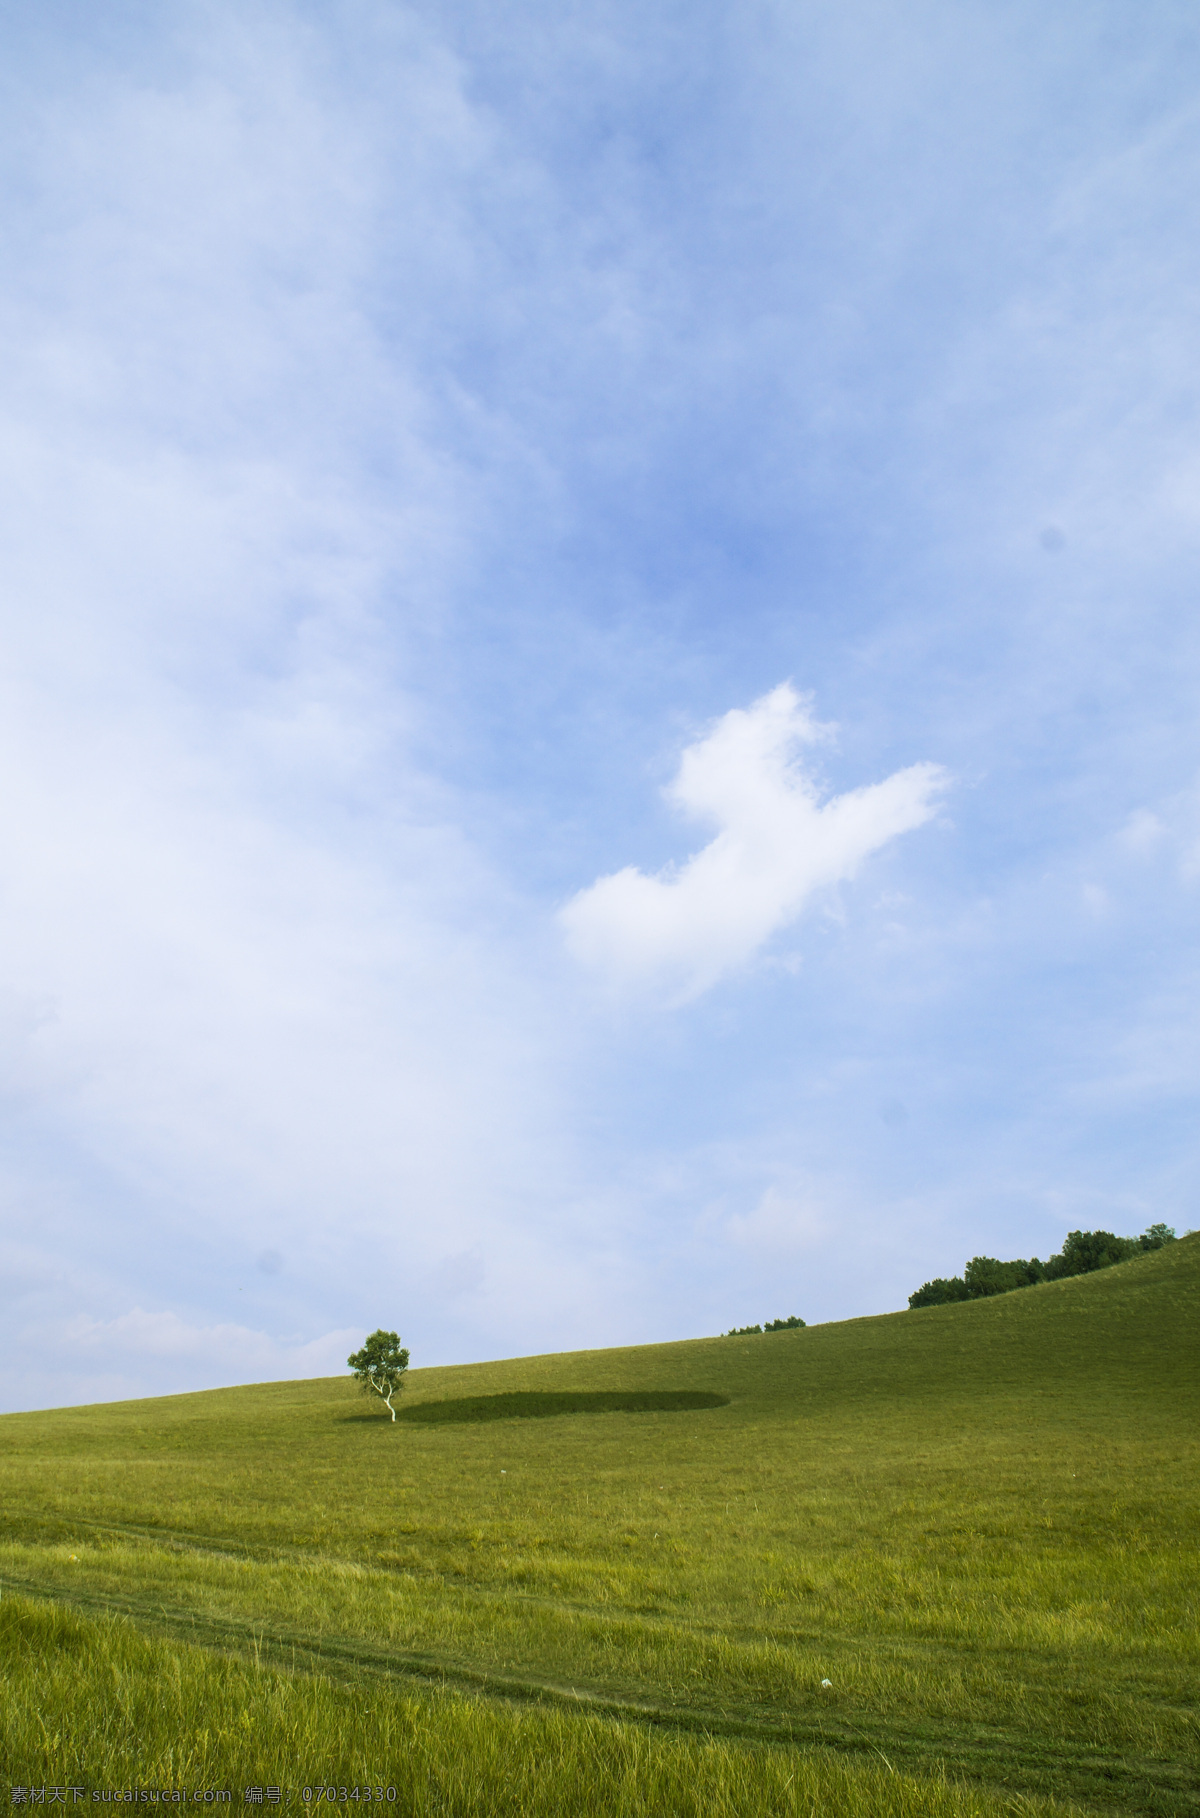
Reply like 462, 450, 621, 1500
2, 1235, 1197, 1816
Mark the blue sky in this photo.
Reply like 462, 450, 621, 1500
2, 0, 1198, 1409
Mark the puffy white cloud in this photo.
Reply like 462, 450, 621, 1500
560, 684, 946, 998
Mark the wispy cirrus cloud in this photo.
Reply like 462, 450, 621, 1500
560, 684, 946, 999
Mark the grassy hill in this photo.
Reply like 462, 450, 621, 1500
2, 1236, 1197, 1816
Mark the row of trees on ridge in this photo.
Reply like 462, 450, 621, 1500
723, 1315, 807, 1336
908, 1224, 1176, 1308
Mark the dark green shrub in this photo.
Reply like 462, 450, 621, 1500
1044, 1230, 1138, 1279
964, 1256, 1019, 1297
724, 1315, 807, 1335
908, 1277, 969, 1309
964, 1255, 1045, 1297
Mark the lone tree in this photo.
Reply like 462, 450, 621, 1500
347, 1329, 410, 1421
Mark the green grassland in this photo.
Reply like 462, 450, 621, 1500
2, 1236, 1197, 1816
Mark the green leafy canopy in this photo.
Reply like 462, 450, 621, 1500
347, 1329, 410, 1420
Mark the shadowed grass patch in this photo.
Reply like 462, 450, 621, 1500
389, 1389, 730, 1425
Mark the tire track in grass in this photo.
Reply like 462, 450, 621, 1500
0, 1564, 833, 1742
9, 1516, 1199, 1810
3, 1566, 1196, 1817
11, 1507, 1197, 1712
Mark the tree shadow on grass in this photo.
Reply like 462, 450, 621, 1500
342, 1389, 729, 1425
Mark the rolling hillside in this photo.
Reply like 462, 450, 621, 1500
2, 1235, 1197, 1816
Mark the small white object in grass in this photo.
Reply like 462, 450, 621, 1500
820, 1678, 832, 1688
501, 1469, 506, 1474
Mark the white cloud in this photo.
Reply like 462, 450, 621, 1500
63, 1308, 358, 1377
0, 1309, 362, 1412
724, 1184, 829, 1256
560, 684, 946, 998
1113, 791, 1200, 879
1118, 809, 1168, 855
0, 17, 605, 1410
